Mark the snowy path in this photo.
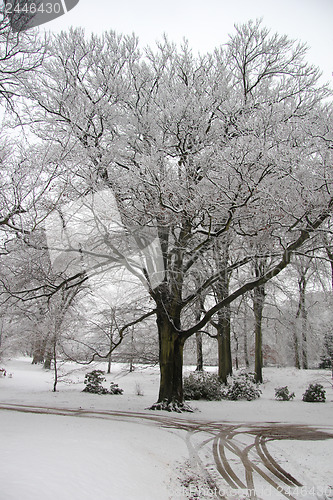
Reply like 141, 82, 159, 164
1, 403, 332, 500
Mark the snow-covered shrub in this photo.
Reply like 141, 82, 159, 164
83, 370, 109, 394
83, 370, 123, 395
275, 386, 295, 401
302, 383, 326, 403
183, 371, 261, 402
221, 372, 261, 401
109, 381, 123, 395
183, 372, 222, 401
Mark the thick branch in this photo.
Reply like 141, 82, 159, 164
182, 255, 252, 307
180, 203, 333, 338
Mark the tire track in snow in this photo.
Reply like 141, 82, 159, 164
0, 403, 332, 499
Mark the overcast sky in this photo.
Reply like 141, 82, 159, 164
43, 0, 333, 86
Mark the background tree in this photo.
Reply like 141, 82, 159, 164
211, 238, 233, 384
252, 257, 267, 383
293, 255, 315, 369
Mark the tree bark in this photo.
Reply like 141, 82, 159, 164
301, 309, 308, 370
296, 273, 308, 369
243, 308, 250, 368
214, 239, 232, 384
234, 330, 239, 370
32, 337, 48, 364
107, 329, 113, 374
292, 323, 301, 369
107, 352, 112, 374
32, 349, 44, 364
195, 295, 204, 371
43, 349, 52, 370
53, 341, 58, 392
217, 305, 232, 384
149, 296, 192, 411
129, 327, 135, 372
253, 283, 265, 383
195, 331, 203, 372
157, 324, 185, 404
325, 246, 333, 292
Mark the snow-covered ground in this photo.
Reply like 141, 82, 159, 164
0, 358, 332, 500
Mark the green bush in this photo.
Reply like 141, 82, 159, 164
183, 372, 222, 401
83, 370, 123, 395
302, 383, 326, 403
221, 372, 261, 401
275, 386, 295, 401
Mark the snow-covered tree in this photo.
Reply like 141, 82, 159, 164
18, 21, 333, 410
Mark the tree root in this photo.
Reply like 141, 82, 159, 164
148, 399, 194, 412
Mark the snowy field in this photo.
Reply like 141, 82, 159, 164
0, 358, 332, 500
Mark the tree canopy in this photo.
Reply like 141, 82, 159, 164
1, 19, 333, 409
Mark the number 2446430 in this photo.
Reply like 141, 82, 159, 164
5, 3, 62, 14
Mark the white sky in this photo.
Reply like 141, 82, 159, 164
43, 0, 333, 86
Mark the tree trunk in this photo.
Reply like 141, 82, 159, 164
107, 352, 112, 374
292, 323, 301, 369
195, 331, 203, 372
32, 350, 44, 364
243, 309, 250, 368
129, 327, 135, 373
53, 341, 58, 392
301, 307, 308, 370
157, 320, 184, 403
195, 296, 204, 371
214, 240, 232, 384
325, 246, 333, 292
234, 330, 239, 370
296, 274, 308, 369
150, 306, 191, 411
32, 340, 46, 364
32, 335, 49, 364
107, 330, 113, 374
217, 305, 232, 384
253, 284, 265, 383
43, 350, 52, 370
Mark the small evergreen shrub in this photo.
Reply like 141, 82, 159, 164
109, 381, 123, 395
275, 386, 295, 401
83, 370, 123, 395
83, 370, 108, 394
302, 383, 326, 403
183, 372, 222, 401
221, 372, 261, 401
